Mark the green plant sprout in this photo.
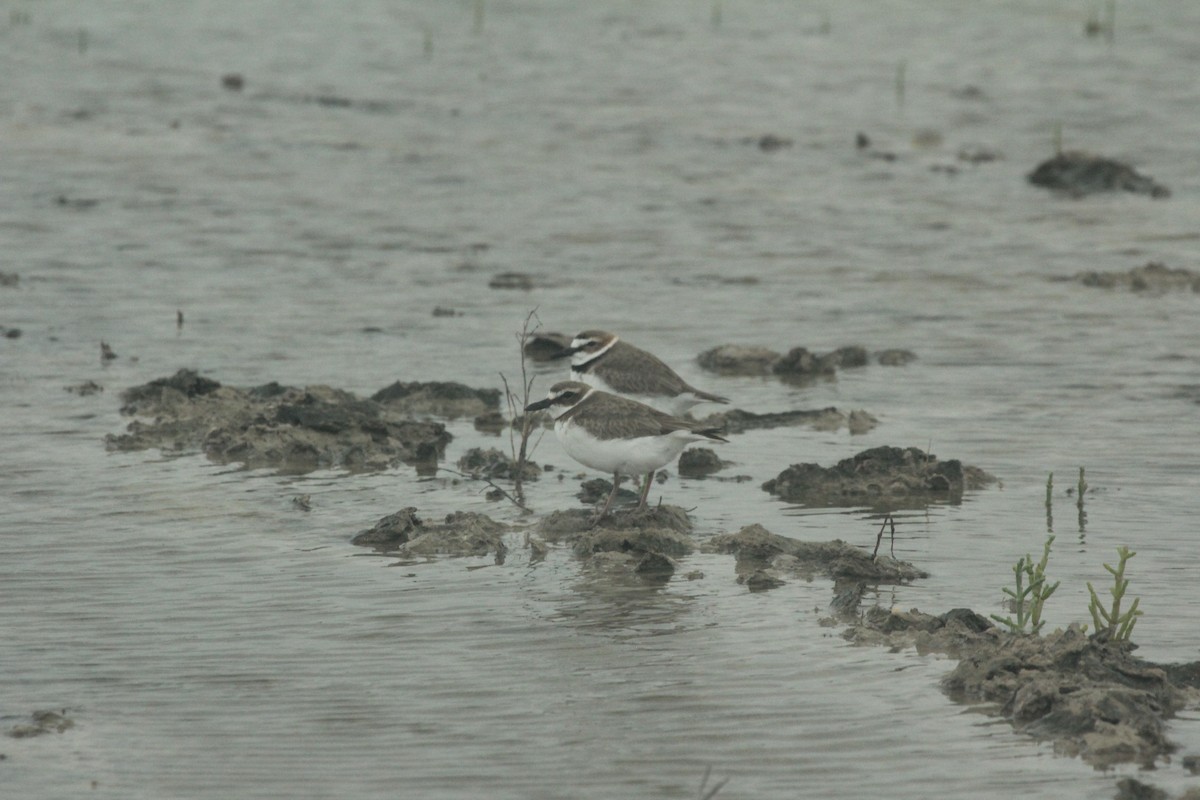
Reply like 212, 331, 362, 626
1045, 472, 1053, 508
1076, 466, 1087, 511
991, 534, 1060, 634
1087, 546, 1142, 641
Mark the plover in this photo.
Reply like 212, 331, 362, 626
553, 330, 729, 416
525, 380, 728, 517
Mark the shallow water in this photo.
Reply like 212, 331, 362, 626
3, 1, 1200, 797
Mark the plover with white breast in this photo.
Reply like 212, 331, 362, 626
552, 330, 729, 416
525, 380, 728, 518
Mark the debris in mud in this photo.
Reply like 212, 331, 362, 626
2, 327, 23, 339
695, 407, 878, 436
0, 271, 18, 287
762, 446, 995, 508
107, 369, 451, 473
431, 306, 462, 317
455, 447, 539, 482
703, 523, 927, 584
522, 332, 572, 362
371, 380, 500, 419
539, 506, 695, 578
64, 380, 104, 396
100, 341, 117, 361
6, 709, 75, 739
1027, 152, 1170, 198
352, 507, 508, 560
677, 447, 726, 478
1069, 262, 1200, 294
221, 73, 245, 92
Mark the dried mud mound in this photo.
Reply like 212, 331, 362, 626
763, 446, 995, 509
107, 369, 453, 473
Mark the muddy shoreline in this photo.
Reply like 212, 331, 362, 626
107, 370, 1200, 788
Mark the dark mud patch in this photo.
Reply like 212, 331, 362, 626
5, 709, 75, 739
697, 407, 878, 436
1065, 261, 1200, 294
107, 369, 451, 473
845, 606, 1200, 771
763, 446, 996, 509
371, 380, 500, 419
533, 505, 695, 578
1028, 151, 1170, 198
352, 507, 508, 560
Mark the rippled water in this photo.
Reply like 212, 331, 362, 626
3, 2, 1200, 798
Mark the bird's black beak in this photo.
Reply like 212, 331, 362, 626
549, 344, 579, 360
524, 397, 553, 412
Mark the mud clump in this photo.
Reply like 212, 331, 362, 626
107, 369, 452, 473
677, 447, 726, 478
696, 344, 782, 375
536, 505, 694, 578
763, 446, 995, 509
455, 447, 539, 482
371, 380, 500, 419
1072, 261, 1200, 294
6, 709, 75, 739
844, 607, 1200, 770
696, 407, 878, 436
352, 507, 508, 560
698, 343, 915, 383
703, 523, 927, 585
1027, 152, 1170, 198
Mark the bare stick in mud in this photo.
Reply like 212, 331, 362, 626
871, 513, 895, 561
501, 308, 542, 509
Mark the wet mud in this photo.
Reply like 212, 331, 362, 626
106, 370, 457, 473
762, 445, 996, 509
1027, 152, 1171, 198
697, 406, 878, 436
846, 606, 1200, 772
348, 483, 1200, 780
697, 343, 916, 379
352, 507, 508, 560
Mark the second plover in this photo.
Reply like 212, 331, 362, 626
553, 329, 729, 416
525, 380, 728, 517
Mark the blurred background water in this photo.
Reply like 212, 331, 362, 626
2, 1, 1199, 797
